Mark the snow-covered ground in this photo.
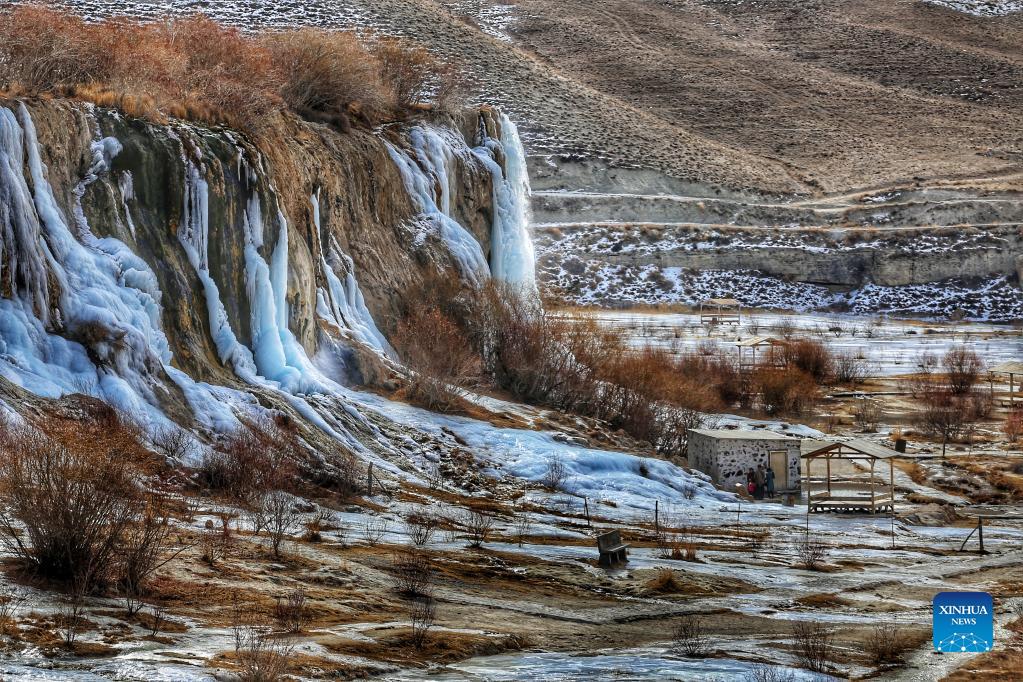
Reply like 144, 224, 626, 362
924, 0, 1023, 16
569, 308, 1023, 377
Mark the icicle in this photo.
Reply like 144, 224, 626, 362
311, 193, 393, 356
386, 127, 490, 282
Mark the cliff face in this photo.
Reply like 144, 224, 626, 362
0, 98, 533, 444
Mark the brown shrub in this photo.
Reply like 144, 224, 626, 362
197, 419, 298, 502
0, 7, 453, 131
782, 339, 834, 384
393, 305, 480, 412
1005, 410, 1023, 443
0, 414, 151, 589
756, 367, 818, 415
943, 346, 984, 395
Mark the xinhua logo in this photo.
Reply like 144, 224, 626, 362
933, 592, 993, 653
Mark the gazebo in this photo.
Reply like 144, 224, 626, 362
735, 336, 787, 370
699, 298, 741, 325
989, 361, 1023, 408
802, 439, 898, 514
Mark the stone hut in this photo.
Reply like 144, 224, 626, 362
688, 429, 801, 492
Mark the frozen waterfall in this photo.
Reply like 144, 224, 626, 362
474, 113, 536, 289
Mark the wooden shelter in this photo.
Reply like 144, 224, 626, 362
735, 336, 787, 370
700, 298, 741, 325
989, 361, 1023, 408
802, 439, 897, 514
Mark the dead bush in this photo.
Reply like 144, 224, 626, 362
273, 589, 308, 633
541, 453, 569, 491
782, 339, 834, 384
263, 28, 392, 127
792, 620, 834, 673
198, 421, 297, 502
0, 585, 28, 635
792, 532, 828, 570
833, 351, 871, 385
671, 614, 708, 657
408, 595, 436, 650
866, 621, 913, 666
257, 491, 299, 559
120, 495, 179, 615
404, 512, 438, 547
1005, 410, 1023, 443
756, 367, 818, 415
0, 417, 147, 589
393, 305, 480, 412
237, 627, 294, 681
392, 548, 434, 598
943, 346, 984, 395
853, 398, 883, 433
374, 37, 453, 109
743, 664, 796, 682
461, 509, 495, 548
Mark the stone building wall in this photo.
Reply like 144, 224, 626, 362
688, 432, 801, 491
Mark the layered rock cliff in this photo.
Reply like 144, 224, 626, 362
0, 98, 534, 452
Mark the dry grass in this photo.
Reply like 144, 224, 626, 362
795, 593, 851, 608
0, 6, 454, 132
942, 649, 1023, 681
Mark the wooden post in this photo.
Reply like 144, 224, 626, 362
870, 458, 877, 514
584, 498, 591, 527
889, 458, 895, 513
1011, 373, 1016, 408
978, 517, 984, 553
806, 456, 812, 514
367, 463, 373, 497
654, 500, 660, 534
825, 454, 832, 497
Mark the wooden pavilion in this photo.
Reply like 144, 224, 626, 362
735, 336, 787, 370
989, 361, 1023, 408
802, 439, 898, 514
699, 298, 742, 325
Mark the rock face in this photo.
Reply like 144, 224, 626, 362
0, 98, 529, 438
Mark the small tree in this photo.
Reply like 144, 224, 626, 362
793, 532, 828, 570
392, 548, 434, 598
120, 495, 178, 615
260, 491, 299, 559
273, 589, 308, 633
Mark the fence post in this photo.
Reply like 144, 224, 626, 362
367, 463, 373, 497
655, 500, 660, 534
978, 517, 984, 553
584, 498, 590, 527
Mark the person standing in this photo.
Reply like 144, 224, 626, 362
766, 465, 776, 499
754, 465, 766, 500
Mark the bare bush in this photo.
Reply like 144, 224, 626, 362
393, 305, 480, 412
943, 346, 983, 395
743, 664, 796, 682
151, 426, 197, 463
0, 417, 147, 589
792, 533, 828, 570
374, 37, 452, 109
199, 527, 227, 566
671, 614, 708, 657
756, 367, 819, 415
1005, 410, 1023, 443
364, 519, 388, 546
462, 509, 495, 548
259, 491, 299, 559
853, 398, 883, 433
149, 605, 167, 637
513, 513, 533, 547
408, 595, 436, 649
237, 627, 294, 681
198, 421, 297, 503
120, 496, 178, 615
833, 351, 870, 385
782, 339, 835, 384
542, 453, 568, 491
392, 548, 434, 598
273, 589, 308, 633
792, 620, 834, 673
404, 512, 438, 547
0, 585, 27, 635
866, 621, 912, 666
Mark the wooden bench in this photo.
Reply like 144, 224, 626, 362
596, 530, 630, 568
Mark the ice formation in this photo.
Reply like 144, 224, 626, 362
473, 113, 536, 289
387, 127, 491, 282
